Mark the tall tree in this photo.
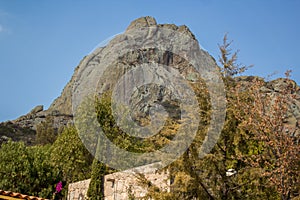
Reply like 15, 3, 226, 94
233, 74, 300, 200
50, 126, 93, 187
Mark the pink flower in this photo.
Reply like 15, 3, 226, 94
55, 181, 63, 193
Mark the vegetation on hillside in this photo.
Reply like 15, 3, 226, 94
0, 121, 36, 145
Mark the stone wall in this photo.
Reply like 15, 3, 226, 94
68, 179, 91, 200
67, 163, 169, 200
104, 163, 169, 200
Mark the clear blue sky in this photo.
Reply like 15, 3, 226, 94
0, 0, 299, 122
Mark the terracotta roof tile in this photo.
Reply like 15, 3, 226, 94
0, 190, 49, 200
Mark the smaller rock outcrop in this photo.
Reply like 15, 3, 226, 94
30, 105, 43, 114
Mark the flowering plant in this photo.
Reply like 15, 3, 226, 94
55, 181, 63, 193
52, 181, 63, 200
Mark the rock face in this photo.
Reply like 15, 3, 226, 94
7, 16, 210, 132
0, 16, 299, 145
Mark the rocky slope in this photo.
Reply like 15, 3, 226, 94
0, 16, 299, 145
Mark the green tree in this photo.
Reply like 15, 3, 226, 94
87, 159, 107, 200
0, 140, 58, 198
50, 126, 93, 185
0, 140, 32, 194
28, 144, 58, 198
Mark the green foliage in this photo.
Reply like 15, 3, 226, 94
87, 159, 107, 200
0, 125, 93, 199
50, 126, 93, 184
0, 140, 33, 193
0, 140, 58, 198
29, 144, 59, 198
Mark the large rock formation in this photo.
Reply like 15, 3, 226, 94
4, 16, 205, 131
0, 16, 299, 145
